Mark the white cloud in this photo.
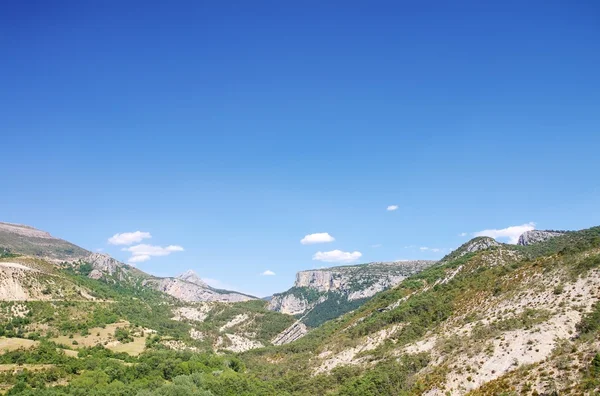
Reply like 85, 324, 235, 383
474, 222, 535, 244
300, 232, 335, 245
123, 244, 184, 263
313, 250, 362, 263
95, 248, 104, 252
370, 244, 383, 248
108, 231, 152, 245
261, 270, 276, 276
459, 232, 468, 237
387, 205, 399, 211
128, 254, 151, 263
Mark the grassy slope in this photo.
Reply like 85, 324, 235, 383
0, 229, 88, 261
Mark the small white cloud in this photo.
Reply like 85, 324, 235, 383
300, 232, 335, 245
420, 247, 442, 253
313, 250, 362, 263
108, 231, 152, 246
95, 248, 104, 252
387, 205, 399, 211
459, 232, 467, 237
370, 244, 383, 248
474, 222, 535, 244
123, 243, 184, 263
261, 270, 276, 276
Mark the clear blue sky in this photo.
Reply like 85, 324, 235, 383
1, 1, 599, 297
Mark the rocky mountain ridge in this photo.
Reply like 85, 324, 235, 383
517, 229, 568, 245
0, 222, 253, 303
268, 260, 437, 329
145, 272, 256, 303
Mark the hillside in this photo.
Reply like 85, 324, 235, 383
0, 225, 599, 395
0, 222, 254, 303
0, 254, 295, 358
268, 260, 436, 333
0, 223, 89, 262
239, 226, 600, 395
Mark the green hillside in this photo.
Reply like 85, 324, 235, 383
1, 227, 599, 394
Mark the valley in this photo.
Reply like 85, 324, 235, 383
0, 223, 599, 395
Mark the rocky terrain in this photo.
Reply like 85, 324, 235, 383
440, 236, 501, 263
268, 260, 436, 328
245, 226, 600, 395
0, 222, 255, 303
517, 229, 568, 245
1, 222, 599, 394
144, 271, 256, 303
271, 320, 309, 345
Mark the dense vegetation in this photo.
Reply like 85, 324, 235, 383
0, 247, 18, 259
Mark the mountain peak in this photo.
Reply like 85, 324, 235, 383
177, 269, 209, 287
441, 236, 501, 262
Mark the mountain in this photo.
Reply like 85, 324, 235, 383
177, 269, 209, 287
242, 226, 600, 395
0, 222, 253, 303
0, 223, 295, 360
268, 260, 436, 330
0, 222, 89, 261
1, 224, 599, 395
144, 271, 256, 303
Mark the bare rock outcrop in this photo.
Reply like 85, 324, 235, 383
517, 230, 566, 246
461, 237, 501, 255
148, 274, 256, 303
85, 253, 121, 276
272, 320, 308, 345
267, 293, 313, 315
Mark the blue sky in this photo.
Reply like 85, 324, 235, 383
1, 1, 599, 297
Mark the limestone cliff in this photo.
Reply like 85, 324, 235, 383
517, 230, 567, 246
268, 260, 436, 327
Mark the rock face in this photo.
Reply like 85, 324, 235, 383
85, 253, 121, 276
517, 230, 566, 246
268, 260, 436, 325
147, 271, 256, 303
461, 237, 501, 255
272, 320, 309, 345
